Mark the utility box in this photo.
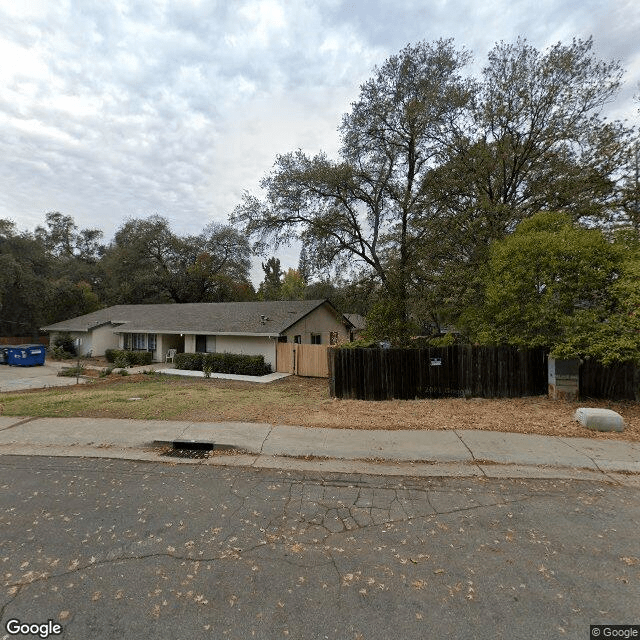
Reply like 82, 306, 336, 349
7, 345, 47, 367
548, 357, 579, 400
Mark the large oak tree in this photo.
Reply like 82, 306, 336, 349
232, 39, 474, 333
232, 37, 634, 341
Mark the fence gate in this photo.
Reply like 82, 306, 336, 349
276, 343, 330, 378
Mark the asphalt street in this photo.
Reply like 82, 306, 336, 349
1, 456, 639, 640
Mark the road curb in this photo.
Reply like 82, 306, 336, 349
1, 444, 638, 486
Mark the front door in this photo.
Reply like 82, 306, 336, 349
195, 335, 207, 353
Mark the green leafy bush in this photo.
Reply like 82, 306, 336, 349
50, 345, 74, 360
339, 339, 382, 349
174, 353, 204, 371
174, 352, 271, 376
52, 332, 76, 358
105, 350, 153, 367
114, 353, 128, 368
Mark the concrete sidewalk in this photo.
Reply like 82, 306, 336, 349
0, 415, 639, 484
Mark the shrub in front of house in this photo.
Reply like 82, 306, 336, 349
205, 353, 272, 376
50, 345, 74, 360
174, 352, 271, 376
105, 349, 153, 367
174, 353, 204, 371
52, 332, 76, 358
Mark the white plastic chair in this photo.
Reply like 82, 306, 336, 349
165, 349, 176, 363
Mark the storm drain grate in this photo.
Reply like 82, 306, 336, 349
160, 448, 210, 459
153, 440, 244, 460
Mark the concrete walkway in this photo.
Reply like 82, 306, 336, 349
0, 415, 638, 485
155, 368, 291, 383
58, 360, 292, 383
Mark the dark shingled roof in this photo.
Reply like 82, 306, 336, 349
344, 314, 366, 330
43, 300, 346, 335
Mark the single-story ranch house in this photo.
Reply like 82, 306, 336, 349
42, 300, 354, 369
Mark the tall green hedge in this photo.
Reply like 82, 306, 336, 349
174, 352, 271, 376
104, 349, 153, 367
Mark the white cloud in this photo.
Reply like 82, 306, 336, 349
0, 0, 637, 286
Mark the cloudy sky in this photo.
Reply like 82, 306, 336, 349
1, 0, 639, 281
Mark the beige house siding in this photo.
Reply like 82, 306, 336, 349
282, 304, 349, 345
182, 333, 277, 367
214, 335, 277, 369
91, 325, 120, 356
49, 328, 118, 357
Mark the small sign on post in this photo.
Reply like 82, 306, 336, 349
430, 358, 442, 367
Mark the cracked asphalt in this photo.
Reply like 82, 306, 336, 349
1, 456, 639, 640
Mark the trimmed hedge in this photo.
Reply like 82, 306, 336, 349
174, 353, 204, 371
174, 352, 272, 376
105, 349, 153, 367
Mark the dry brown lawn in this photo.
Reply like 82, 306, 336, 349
2, 373, 638, 442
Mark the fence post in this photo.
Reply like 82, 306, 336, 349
328, 347, 336, 397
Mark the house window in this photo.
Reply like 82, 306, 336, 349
131, 333, 146, 350
278, 336, 288, 343
311, 333, 321, 345
294, 335, 302, 344
125, 333, 156, 351
330, 331, 339, 345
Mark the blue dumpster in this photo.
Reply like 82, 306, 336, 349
7, 344, 46, 366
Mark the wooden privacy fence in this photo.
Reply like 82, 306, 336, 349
276, 343, 330, 378
329, 346, 548, 400
0, 336, 48, 346
580, 359, 639, 401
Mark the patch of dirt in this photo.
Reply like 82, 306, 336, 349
168, 376, 640, 442
248, 378, 639, 441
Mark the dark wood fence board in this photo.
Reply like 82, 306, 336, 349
329, 346, 550, 400
328, 346, 634, 401
579, 359, 639, 401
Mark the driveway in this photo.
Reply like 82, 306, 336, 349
0, 361, 88, 392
